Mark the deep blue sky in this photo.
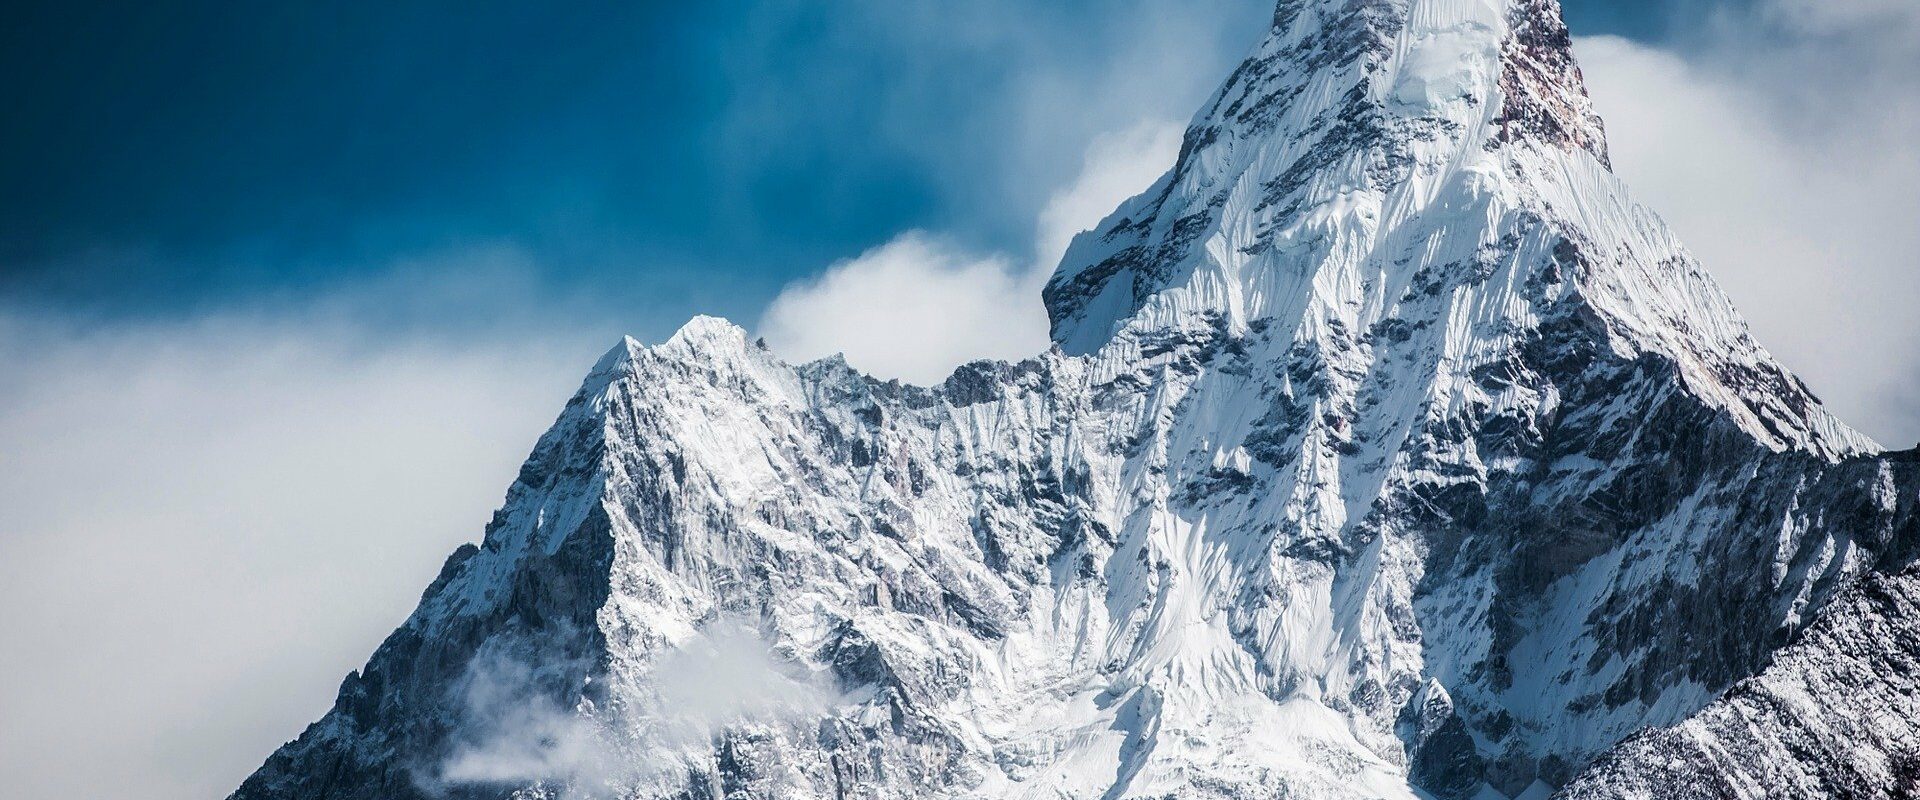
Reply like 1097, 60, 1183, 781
1, 0, 1706, 333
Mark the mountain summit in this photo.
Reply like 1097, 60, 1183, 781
235, 1, 1920, 799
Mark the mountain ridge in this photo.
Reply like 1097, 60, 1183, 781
234, 1, 1919, 798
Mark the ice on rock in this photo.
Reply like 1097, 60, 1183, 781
1392, 27, 1495, 108
232, 2, 1920, 799
1391, 1, 1502, 110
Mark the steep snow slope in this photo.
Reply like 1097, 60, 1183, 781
233, 1, 1919, 799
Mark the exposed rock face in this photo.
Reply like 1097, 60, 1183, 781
1560, 558, 1920, 800
233, 1, 1919, 799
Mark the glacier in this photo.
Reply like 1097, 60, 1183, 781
233, 1, 1920, 798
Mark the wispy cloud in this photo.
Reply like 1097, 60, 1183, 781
713, 0, 1265, 249
432, 620, 843, 799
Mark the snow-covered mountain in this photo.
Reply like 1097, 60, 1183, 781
232, 1, 1920, 798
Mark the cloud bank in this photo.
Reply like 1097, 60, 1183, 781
0, 282, 599, 800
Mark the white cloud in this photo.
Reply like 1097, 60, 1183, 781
643, 620, 840, 744
1576, 15, 1920, 446
757, 232, 1046, 384
0, 284, 599, 800
437, 644, 621, 793
758, 120, 1183, 385
435, 620, 841, 798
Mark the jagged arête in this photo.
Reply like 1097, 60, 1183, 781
233, 1, 1920, 798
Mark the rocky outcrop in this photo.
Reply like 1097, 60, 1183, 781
1561, 531, 1920, 800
